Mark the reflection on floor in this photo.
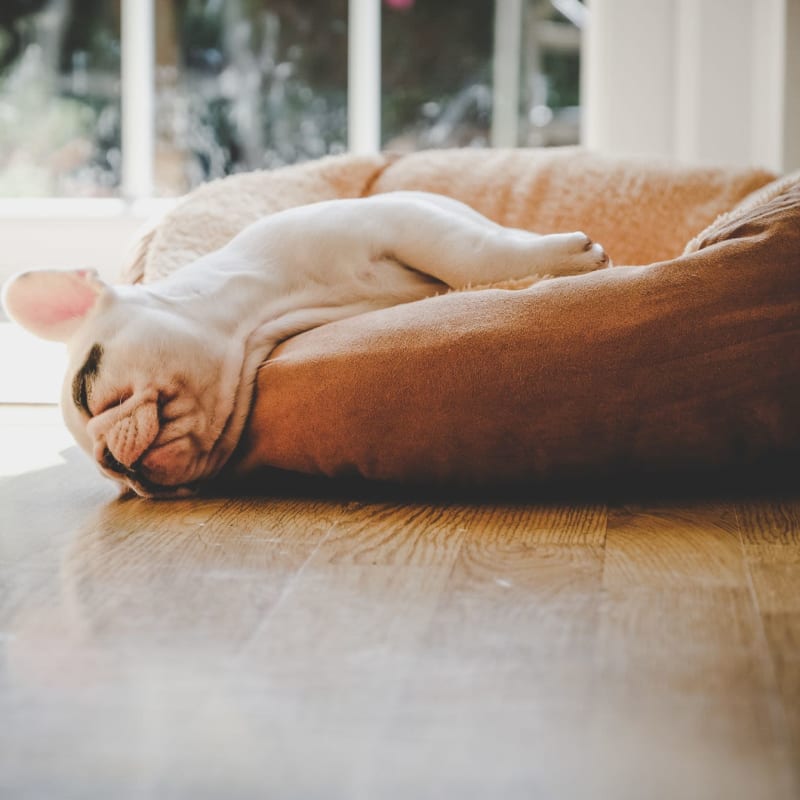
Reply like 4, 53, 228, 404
1, 404, 798, 799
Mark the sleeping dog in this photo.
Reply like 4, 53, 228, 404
3, 191, 609, 498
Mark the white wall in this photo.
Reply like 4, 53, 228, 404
582, 0, 800, 172
0, 200, 173, 287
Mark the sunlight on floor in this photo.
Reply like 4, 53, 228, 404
0, 320, 71, 476
0, 321, 65, 405
0, 405, 74, 477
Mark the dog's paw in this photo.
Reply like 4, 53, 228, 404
536, 231, 611, 276
562, 232, 611, 271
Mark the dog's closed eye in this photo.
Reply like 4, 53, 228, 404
72, 343, 104, 416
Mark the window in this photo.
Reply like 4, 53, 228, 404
0, 0, 582, 203
0, 0, 122, 197
153, 1, 350, 196
382, 0, 582, 151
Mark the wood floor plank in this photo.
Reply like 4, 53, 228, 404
194, 501, 476, 797
746, 543, 800, 615
0, 406, 116, 568
57, 497, 291, 648
598, 501, 799, 799
314, 500, 472, 565
353, 504, 607, 798
761, 612, 800, 763
737, 501, 800, 547
603, 502, 747, 589
737, 500, 800, 773
591, 590, 796, 796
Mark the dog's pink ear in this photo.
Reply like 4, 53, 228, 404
1, 269, 108, 342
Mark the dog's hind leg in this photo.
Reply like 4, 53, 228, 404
362, 191, 609, 289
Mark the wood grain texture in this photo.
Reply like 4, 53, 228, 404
736, 499, 800, 770
1, 405, 798, 799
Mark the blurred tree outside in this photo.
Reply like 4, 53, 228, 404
0, 0, 121, 196
154, 0, 349, 195
0, 0, 581, 198
381, 0, 494, 149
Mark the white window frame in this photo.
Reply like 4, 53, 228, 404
121, 0, 155, 200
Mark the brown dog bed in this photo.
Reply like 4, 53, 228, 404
127, 148, 800, 488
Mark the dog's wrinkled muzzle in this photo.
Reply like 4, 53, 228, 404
102, 399, 159, 471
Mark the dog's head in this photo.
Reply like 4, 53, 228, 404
2, 269, 247, 497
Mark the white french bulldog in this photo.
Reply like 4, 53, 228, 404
3, 191, 609, 498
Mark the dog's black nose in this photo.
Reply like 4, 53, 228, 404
102, 447, 142, 480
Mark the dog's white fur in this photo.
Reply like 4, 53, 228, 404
3, 191, 609, 497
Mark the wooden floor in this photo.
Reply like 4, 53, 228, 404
1, 405, 798, 800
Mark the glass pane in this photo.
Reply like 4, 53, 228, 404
520, 0, 582, 147
381, 0, 494, 150
381, 0, 581, 151
155, 0, 348, 197
0, 0, 121, 197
